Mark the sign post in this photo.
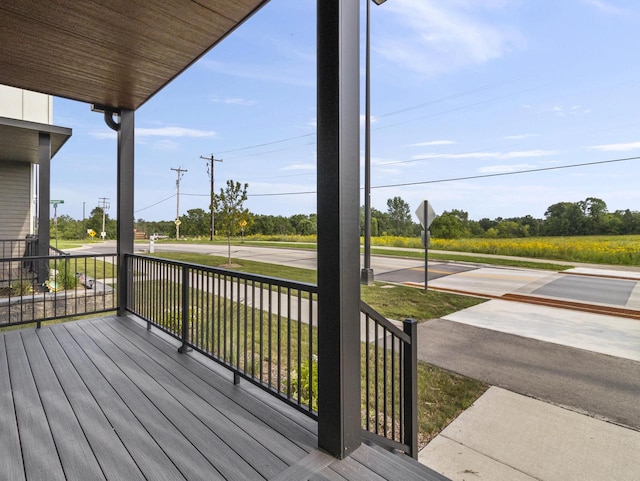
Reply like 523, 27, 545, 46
50, 200, 64, 250
415, 200, 436, 291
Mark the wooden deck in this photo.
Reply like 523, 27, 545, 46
0, 315, 448, 481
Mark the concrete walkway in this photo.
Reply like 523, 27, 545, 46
419, 268, 640, 481
442, 299, 640, 362
419, 387, 640, 481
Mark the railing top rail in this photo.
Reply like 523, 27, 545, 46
360, 299, 411, 344
127, 253, 318, 293
0, 252, 117, 262
49, 245, 70, 256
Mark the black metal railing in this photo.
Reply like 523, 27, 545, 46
125, 254, 417, 458
0, 236, 39, 260
361, 301, 418, 459
126, 254, 319, 417
0, 253, 117, 328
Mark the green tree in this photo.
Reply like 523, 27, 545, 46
51, 215, 84, 240
430, 211, 470, 239
544, 202, 585, 236
386, 196, 412, 236
85, 207, 116, 239
179, 208, 209, 237
577, 197, 608, 234
212, 180, 249, 264
495, 220, 528, 238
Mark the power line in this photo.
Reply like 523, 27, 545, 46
249, 190, 316, 197
378, 143, 522, 167
372, 155, 640, 189
135, 194, 176, 213
212, 77, 539, 158
375, 74, 537, 119
216, 133, 316, 155
135, 155, 640, 205
242, 155, 640, 197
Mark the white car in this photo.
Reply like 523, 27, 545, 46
151, 233, 168, 240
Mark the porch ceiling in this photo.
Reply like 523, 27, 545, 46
0, 0, 268, 111
0, 117, 71, 164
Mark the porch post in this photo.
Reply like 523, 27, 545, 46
37, 133, 51, 285
316, 0, 361, 458
117, 109, 134, 315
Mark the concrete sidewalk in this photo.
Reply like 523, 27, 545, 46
419, 387, 640, 481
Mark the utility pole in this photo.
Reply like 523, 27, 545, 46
82, 201, 86, 238
98, 197, 110, 240
200, 154, 223, 241
171, 167, 187, 240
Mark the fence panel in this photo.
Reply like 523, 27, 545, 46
0, 253, 117, 328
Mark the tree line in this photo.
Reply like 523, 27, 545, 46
430, 197, 640, 239
51, 195, 640, 241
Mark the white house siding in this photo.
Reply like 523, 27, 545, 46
0, 85, 53, 123
0, 161, 32, 239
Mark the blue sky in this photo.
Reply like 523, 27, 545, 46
51, 0, 640, 223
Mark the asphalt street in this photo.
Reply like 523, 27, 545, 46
417, 319, 640, 431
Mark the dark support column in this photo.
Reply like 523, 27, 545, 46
117, 109, 134, 315
317, 0, 361, 459
37, 133, 51, 286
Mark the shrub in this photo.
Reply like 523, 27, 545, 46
287, 356, 318, 412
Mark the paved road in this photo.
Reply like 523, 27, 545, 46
77, 241, 640, 310
418, 319, 640, 431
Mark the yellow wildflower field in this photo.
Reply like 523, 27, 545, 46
428, 235, 640, 265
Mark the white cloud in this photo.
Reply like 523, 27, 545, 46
583, 0, 626, 15
552, 105, 590, 117
409, 140, 455, 147
411, 150, 556, 160
378, 0, 523, 77
504, 133, 538, 140
136, 127, 216, 138
282, 163, 316, 171
479, 163, 536, 174
89, 131, 116, 140
360, 114, 379, 125
153, 139, 180, 151
501, 150, 556, 159
89, 126, 216, 140
211, 97, 257, 107
411, 152, 497, 160
589, 141, 640, 152
200, 58, 314, 87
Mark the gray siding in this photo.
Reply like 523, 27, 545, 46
0, 161, 31, 239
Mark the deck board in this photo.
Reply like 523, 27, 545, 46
63, 322, 228, 481
110, 315, 319, 448
35, 328, 147, 481
5, 332, 66, 481
0, 336, 26, 481
94, 318, 307, 469
50, 324, 188, 481
0, 315, 449, 481
80, 320, 283, 479
20, 330, 106, 481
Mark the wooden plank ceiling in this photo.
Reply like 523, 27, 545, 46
0, 0, 268, 110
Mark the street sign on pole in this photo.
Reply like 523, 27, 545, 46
415, 200, 435, 228
416, 200, 437, 291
